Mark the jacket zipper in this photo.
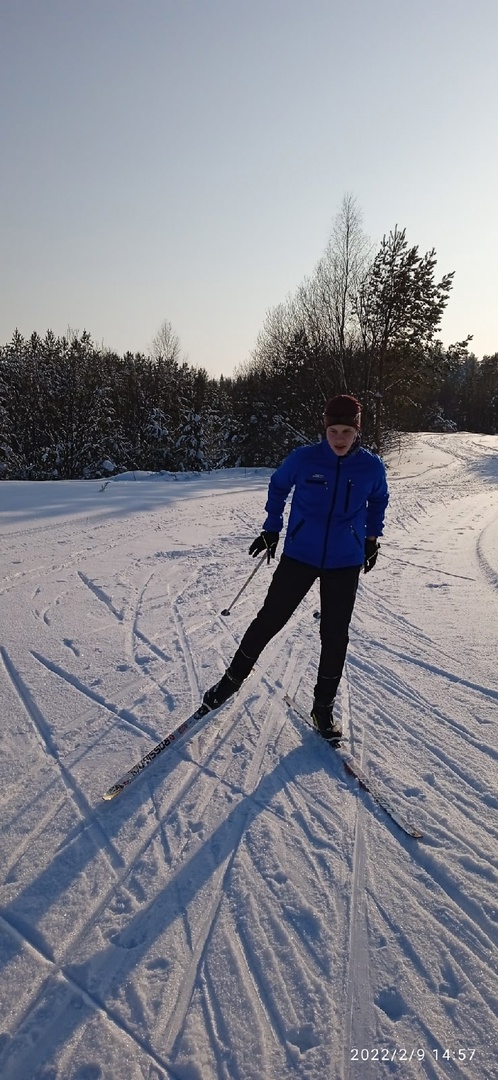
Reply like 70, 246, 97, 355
344, 479, 352, 512
350, 525, 362, 549
290, 518, 304, 540
320, 457, 341, 567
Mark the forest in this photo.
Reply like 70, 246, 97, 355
1, 199, 497, 480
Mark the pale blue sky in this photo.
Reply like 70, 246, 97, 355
1, 0, 497, 377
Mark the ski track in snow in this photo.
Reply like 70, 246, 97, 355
1, 445, 498, 1078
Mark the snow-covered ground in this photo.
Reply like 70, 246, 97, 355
1, 433, 498, 1080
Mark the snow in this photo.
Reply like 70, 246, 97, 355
1, 434, 498, 1079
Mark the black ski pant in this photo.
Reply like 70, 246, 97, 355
230, 555, 361, 704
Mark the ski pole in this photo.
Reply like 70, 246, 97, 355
221, 553, 267, 616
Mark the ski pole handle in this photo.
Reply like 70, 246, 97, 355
221, 553, 267, 615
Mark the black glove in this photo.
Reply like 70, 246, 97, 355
364, 538, 380, 574
249, 530, 279, 564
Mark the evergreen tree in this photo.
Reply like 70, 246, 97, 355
354, 226, 455, 448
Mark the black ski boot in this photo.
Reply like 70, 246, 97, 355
203, 643, 256, 712
203, 649, 255, 711
203, 669, 243, 710
310, 703, 342, 744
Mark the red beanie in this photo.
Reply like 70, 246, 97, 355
324, 394, 362, 430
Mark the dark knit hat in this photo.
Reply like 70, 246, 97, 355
324, 394, 362, 430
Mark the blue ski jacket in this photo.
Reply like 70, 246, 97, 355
262, 439, 389, 570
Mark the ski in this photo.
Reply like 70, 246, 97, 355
284, 694, 423, 839
102, 702, 213, 801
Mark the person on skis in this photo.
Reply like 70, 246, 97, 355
203, 394, 389, 743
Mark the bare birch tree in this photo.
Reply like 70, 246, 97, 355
149, 319, 183, 364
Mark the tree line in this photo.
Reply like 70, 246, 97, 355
1, 197, 497, 480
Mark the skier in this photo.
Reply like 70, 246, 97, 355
203, 394, 389, 742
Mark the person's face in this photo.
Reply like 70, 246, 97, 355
325, 423, 358, 456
